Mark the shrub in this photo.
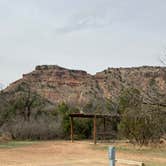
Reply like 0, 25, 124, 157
119, 108, 166, 145
1, 114, 62, 140
118, 88, 166, 146
0, 132, 12, 143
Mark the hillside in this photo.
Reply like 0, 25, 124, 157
3, 65, 166, 107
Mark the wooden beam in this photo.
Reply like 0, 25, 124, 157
69, 113, 120, 118
93, 115, 97, 144
70, 116, 74, 142
116, 159, 145, 166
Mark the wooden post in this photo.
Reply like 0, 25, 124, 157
108, 147, 115, 166
70, 116, 74, 142
116, 159, 145, 166
93, 115, 97, 144
104, 117, 106, 140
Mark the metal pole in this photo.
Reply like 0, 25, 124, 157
108, 147, 116, 166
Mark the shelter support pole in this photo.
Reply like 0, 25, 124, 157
104, 117, 106, 140
93, 115, 97, 144
70, 116, 74, 142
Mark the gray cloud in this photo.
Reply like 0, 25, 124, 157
56, 17, 111, 34
56, 9, 112, 34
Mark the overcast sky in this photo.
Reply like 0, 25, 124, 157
0, 0, 166, 86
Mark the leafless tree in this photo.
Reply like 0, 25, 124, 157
14, 82, 47, 121
159, 52, 166, 65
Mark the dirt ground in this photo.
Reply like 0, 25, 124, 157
0, 141, 165, 166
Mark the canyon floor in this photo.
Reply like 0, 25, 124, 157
0, 141, 165, 166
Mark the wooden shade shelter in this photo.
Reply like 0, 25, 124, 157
69, 113, 119, 144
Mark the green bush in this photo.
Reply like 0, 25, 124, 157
118, 88, 166, 146
56, 103, 93, 139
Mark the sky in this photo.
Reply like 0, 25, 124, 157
0, 0, 166, 87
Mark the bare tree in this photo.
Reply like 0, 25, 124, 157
14, 82, 47, 121
159, 52, 166, 65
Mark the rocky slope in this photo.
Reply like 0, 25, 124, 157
3, 65, 166, 107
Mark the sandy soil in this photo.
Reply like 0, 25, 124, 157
0, 141, 165, 166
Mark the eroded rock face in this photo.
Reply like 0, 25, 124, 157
4, 65, 166, 107
95, 66, 166, 104
5, 65, 103, 107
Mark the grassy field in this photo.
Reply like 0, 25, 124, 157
0, 140, 165, 166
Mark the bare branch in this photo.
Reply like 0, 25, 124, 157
159, 54, 166, 65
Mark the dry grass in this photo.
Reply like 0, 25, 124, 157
0, 140, 165, 166
0, 133, 12, 144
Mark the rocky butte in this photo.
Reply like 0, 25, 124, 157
3, 65, 166, 108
